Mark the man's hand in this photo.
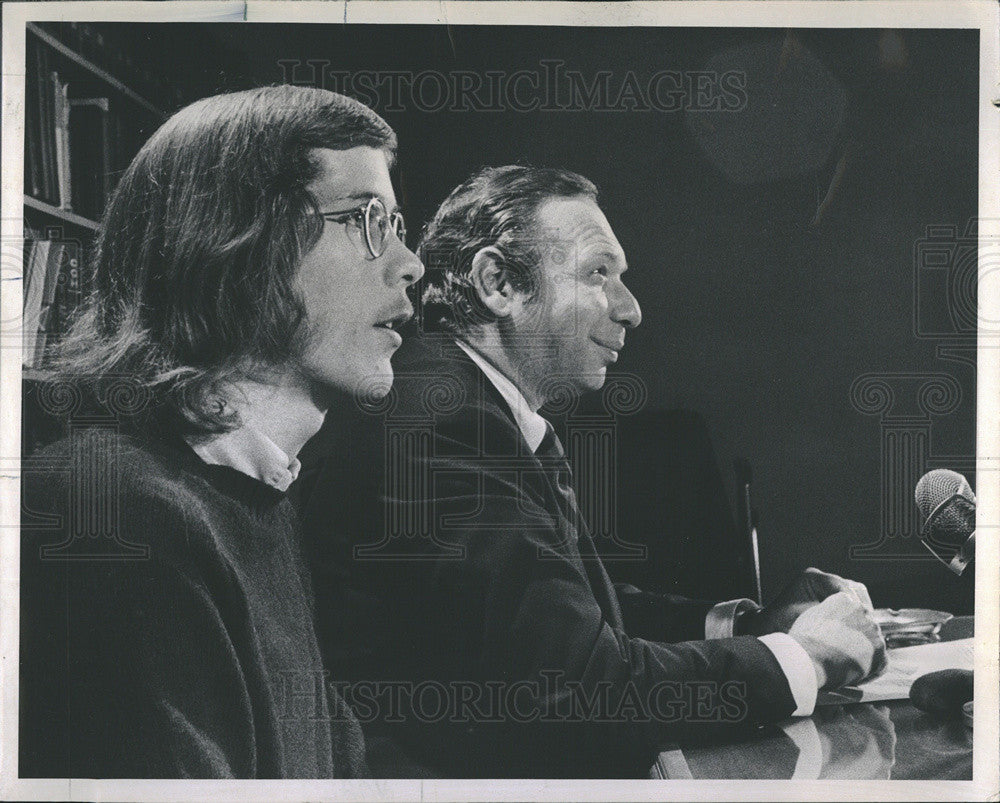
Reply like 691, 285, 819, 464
787, 591, 888, 689
742, 567, 875, 635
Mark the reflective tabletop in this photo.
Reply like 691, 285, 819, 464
667, 617, 973, 780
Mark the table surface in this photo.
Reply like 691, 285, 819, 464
662, 617, 974, 780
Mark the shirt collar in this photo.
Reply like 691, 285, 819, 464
454, 338, 549, 453
187, 424, 301, 493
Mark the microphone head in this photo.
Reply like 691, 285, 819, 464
915, 469, 976, 575
915, 469, 975, 520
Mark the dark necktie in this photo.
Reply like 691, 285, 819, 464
535, 421, 583, 536
535, 420, 624, 624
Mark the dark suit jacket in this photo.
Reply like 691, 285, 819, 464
296, 335, 796, 778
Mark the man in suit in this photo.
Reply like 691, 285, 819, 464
297, 165, 885, 777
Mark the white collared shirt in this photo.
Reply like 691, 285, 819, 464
455, 337, 817, 716
455, 338, 548, 452
187, 423, 301, 493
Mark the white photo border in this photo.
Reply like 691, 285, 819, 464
2, 2, 997, 800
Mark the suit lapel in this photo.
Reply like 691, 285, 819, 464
443, 342, 626, 630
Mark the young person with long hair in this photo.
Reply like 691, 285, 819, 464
19, 85, 423, 778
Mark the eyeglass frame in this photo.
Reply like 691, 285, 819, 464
318, 196, 407, 259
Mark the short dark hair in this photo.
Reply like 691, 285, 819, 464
54, 85, 397, 433
417, 165, 597, 334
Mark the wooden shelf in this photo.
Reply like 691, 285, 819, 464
24, 195, 99, 231
22, 367, 55, 382
26, 22, 166, 121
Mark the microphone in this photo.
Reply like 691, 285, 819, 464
914, 469, 976, 576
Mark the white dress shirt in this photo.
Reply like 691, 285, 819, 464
187, 423, 302, 492
456, 338, 817, 716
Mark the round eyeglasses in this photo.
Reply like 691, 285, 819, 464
319, 196, 407, 259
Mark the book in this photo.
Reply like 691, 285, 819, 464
51, 72, 72, 210
35, 45, 57, 204
23, 40, 44, 198
22, 240, 50, 367
53, 240, 84, 340
21, 239, 85, 367
34, 242, 72, 365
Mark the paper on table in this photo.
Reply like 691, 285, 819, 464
817, 638, 974, 705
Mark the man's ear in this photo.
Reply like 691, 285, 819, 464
469, 247, 526, 318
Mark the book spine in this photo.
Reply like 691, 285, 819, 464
54, 241, 83, 342
24, 39, 44, 198
22, 240, 51, 367
36, 48, 56, 204
52, 74, 72, 211
99, 104, 112, 206
33, 307, 53, 367
36, 241, 68, 365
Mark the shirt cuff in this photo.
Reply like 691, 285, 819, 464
704, 598, 760, 640
758, 632, 818, 717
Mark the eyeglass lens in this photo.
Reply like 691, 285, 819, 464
365, 199, 406, 256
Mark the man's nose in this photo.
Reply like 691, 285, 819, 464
384, 237, 425, 287
611, 282, 642, 329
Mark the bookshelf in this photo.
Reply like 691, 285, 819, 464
19, 21, 238, 454
22, 20, 181, 372
23, 21, 169, 224
25, 23, 166, 119
23, 194, 98, 231
21, 369, 52, 382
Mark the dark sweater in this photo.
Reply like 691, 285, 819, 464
19, 424, 367, 778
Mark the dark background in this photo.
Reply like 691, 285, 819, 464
67, 24, 982, 612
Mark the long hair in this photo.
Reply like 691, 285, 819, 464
55, 84, 397, 433
417, 165, 597, 334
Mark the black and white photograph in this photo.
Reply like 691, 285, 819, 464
1, 1, 997, 800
